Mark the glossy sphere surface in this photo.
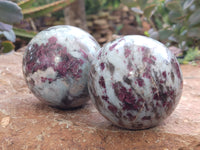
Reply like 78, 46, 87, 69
88, 35, 183, 129
23, 25, 100, 109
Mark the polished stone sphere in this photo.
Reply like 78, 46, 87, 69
88, 35, 183, 129
22, 25, 100, 109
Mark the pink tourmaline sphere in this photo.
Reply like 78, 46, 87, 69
88, 35, 183, 129
22, 25, 100, 109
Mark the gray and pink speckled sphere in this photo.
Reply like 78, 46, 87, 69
22, 25, 100, 109
88, 35, 183, 130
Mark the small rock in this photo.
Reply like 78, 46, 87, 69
92, 33, 101, 39
94, 24, 110, 30
94, 19, 107, 26
120, 24, 144, 35
169, 46, 183, 57
1, 117, 10, 128
99, 29, 110, 34
129, 15, 135, 22
98, 38, 107, 44
98, 12, 109, 19
108, 16, 120, 21
111, 34, 121, 41
122, 6, 129, 12
122, 12, 128, 18
86, 15, 98, 21
87, 21, 93, 28
142, 21, 151, 31
122, 19, 130, 25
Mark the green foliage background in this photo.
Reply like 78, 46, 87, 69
4, 0, 200, 62
85, 0, 120, 14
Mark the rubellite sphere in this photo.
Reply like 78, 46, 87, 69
22, 25, 100, 109
88, 35, 183, 129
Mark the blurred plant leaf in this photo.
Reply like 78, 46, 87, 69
168, 10, 182, 23
188, 8, 200, 27
22, 0, 75, 19
0, 22, 12, 31
0, 0, 23, 24
131, 7, 143, 14
13, 27, 37, 38
143, 4, 156, 19
1, 41, 15, 53
187, 27, 200, 38
144, 30, 149, 36
165, 0, 181, 11
168, 35, 178, 42
183, 0, 195, 10
148, 28, 159, 40
121, 0, 138, 8
165, 0, 173, 3
122, 0, 200, 52
17, 0, 35, 10
2, 29, 16, 42
159, 29, 173, 40
103, 0, 121, 9
138, 0, 147, 9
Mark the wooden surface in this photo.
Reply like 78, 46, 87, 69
0, 52, 200, 150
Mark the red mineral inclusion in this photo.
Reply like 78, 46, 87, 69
113, 82, 144, 112
124, 48, 131, 58
24, 36, 84, 80
99, 76, 106, 89
171, 59, 182, 79
100, 62, 105, 70
109, 43, 118, 51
